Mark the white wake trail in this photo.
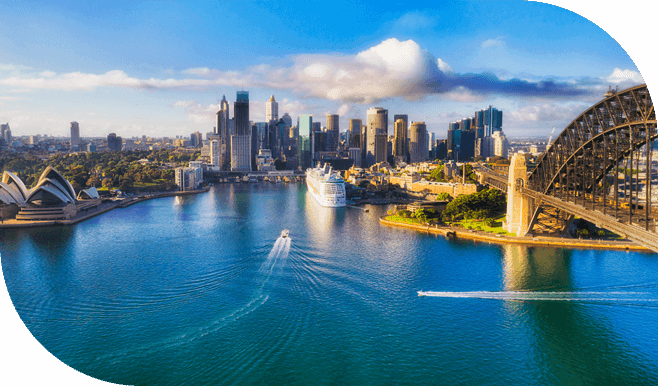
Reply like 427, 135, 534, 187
418, 290, 658, 302
96, 235, 292, 364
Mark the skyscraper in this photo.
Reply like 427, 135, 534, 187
326, 114, 339, 151
409, 122, 427, 164
231, 91, 251, 171
366, 107, 388, 166
266, 95, 278, 123
217, 95, 231, 170
70, 121, 80, 150
234, 91, 250, 135
298, 114, 313, 169
393, 118, 407, 164
210, 140, 220, 166
349, 119, 362, 148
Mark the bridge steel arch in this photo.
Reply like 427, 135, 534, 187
525, 84, 658, 250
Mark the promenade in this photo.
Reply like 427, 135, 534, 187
0, 186, 210, 228
379, 216, 651, 252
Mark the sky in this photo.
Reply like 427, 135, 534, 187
0, 0, 650, 141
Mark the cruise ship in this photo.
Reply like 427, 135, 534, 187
306, 163, 346, 207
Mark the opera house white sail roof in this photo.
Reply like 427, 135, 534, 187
0, 166, 78, 207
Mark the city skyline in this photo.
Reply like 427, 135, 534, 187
0, 1, 652, 142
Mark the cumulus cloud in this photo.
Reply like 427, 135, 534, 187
508, 102, 590, 123
607, 68, 644, 84
0, 38, 609, 103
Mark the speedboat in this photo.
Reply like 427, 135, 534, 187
417, 291, 427, 297
281, 229, 289, 238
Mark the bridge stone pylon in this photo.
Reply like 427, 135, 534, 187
504, 153, 534, 236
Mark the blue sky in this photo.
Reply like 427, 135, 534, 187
0, 0, 648, 140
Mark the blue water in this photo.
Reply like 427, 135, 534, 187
2, 183, 658, 385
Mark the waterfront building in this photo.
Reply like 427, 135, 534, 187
326, 114, 339, 151
298, 114, 313, 169
256, 149, 276, 171
175, 162, 203, 191
230, 135, 251, 172
210, 140, 221, 166
366, 107, 388, 167
107, 133, 122, 151
266, 95, 278, 123
70, 121, 80, 150
393, 118, 407, 165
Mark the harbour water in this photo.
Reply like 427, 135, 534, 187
2, 183, 658, 385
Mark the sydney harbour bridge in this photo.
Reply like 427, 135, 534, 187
477, 84, 658, 253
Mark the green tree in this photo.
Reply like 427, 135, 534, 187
435, 192, 453, 201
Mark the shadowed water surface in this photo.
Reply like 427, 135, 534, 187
2, 183, 658, 385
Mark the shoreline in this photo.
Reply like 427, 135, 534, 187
0, 186, 210, 229
379, 217, 651, 252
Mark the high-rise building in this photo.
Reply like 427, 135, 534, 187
492, 131, 509, 158
281, 113, 292, 129
374, 134, 387, 164
231, 135, 251, 171
266, 95, 278, 123
1, 123, 9, 146
190, 132, 203, 147
298, 114, 313, 169
349, 119, 362, 148
326, 114, 339, 151
70, 121, 80, 150
393, 118, 407, 164
230, 91, 251, 171
210, 140, 221, 166
409, 122, 428, 164
366, 107, 388, 166
107, 133, 122, 151
234, 91, 250, 135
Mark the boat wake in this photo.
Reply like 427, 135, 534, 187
95, 236, 292, 366
418, 290, 658, 304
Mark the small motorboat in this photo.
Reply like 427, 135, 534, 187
281, 229, 289, 238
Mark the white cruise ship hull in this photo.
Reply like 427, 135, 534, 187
307, 181, 346, 207
306, 167, 346, 208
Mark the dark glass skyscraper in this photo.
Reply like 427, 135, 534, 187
234, 91, 250, 135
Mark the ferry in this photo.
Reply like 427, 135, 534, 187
305, 163, 346, 207
281, 229, 289, 238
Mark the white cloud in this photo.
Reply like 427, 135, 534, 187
508, 102, 589, 123
437, 58, 453, 73
606, 68, 644, 84
482, 37, 505, 49
0, 38, 591, 102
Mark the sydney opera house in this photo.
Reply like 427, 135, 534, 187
0, 166, 100, 221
